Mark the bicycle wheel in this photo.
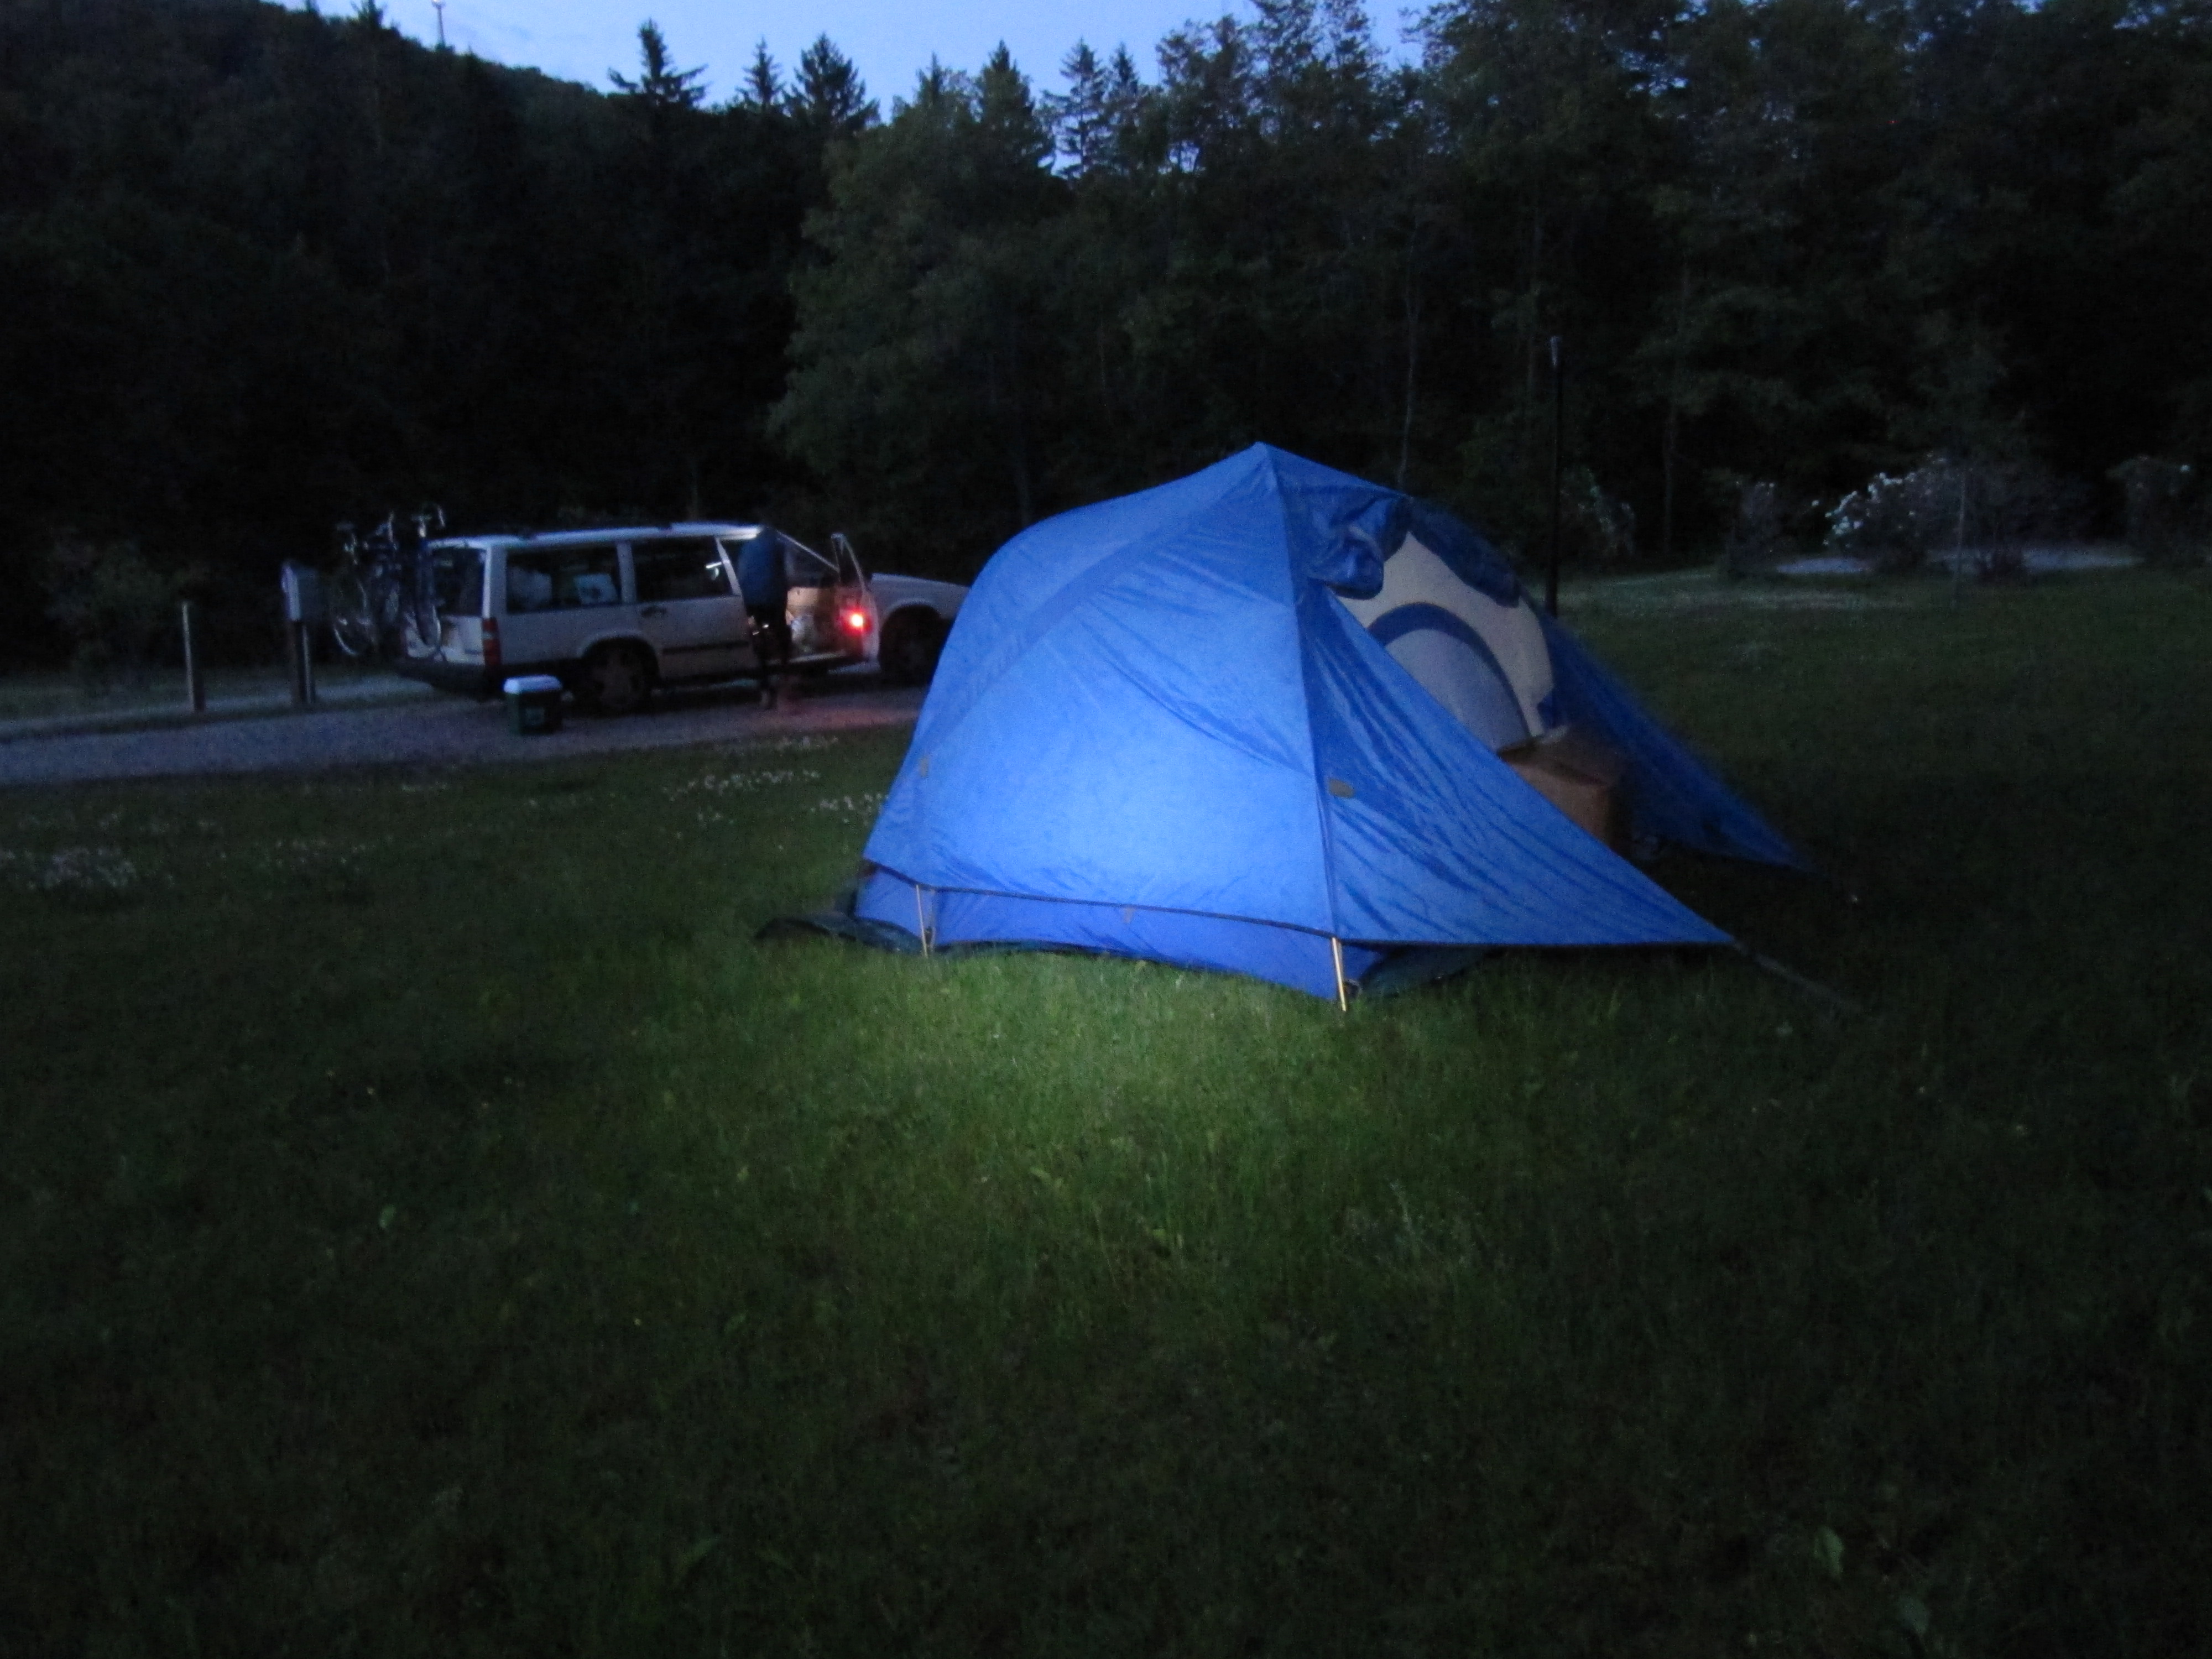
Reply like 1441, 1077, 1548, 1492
328, 570, 376, 658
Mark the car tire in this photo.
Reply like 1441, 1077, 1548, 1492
879, 612, 945, 686
580, 642, 653, 715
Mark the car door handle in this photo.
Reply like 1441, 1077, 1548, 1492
640, 604, 667, 617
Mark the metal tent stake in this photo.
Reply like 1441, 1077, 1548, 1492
915, 883, 931, 958
1331, 937, 1348, 1013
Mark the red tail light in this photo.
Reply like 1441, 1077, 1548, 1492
482, 615, 502, 669
842, 608, 869, 634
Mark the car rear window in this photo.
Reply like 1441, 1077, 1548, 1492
507, 545, 622, 611
634, 538, 734, 603
432, 545, 485, 617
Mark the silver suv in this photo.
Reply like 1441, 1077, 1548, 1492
399, 523, 874, 713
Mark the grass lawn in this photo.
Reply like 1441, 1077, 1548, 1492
3, 571, 2208, 1656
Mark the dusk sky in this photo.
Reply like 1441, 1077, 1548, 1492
307, 1, 1417, 112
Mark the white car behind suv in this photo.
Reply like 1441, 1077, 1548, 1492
398, 523, 959, 712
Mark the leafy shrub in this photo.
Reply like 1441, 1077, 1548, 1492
1720, 480, 1785, 578
41, 534, 191, 693
2107, 456, 2201, 567
1966, 461, 2084, 581
1450, 429, 1634, 571
1567, 466, 1637, 567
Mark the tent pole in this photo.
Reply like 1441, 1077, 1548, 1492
1734, 942, 1860, 1016
916, 883, 931, 958
1331, 937, 1348, 1013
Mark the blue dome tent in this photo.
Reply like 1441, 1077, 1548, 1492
841, 445, 1802, 1002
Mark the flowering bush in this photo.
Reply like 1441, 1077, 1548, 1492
1825, 468, 1955, 574
1828, 459, 2077, 580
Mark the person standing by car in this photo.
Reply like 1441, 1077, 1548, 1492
738, 529, 792, 709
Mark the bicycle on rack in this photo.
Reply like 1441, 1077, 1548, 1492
328, 505, 446, 660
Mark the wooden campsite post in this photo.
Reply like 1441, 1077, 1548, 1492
1545, 335, 1564, 618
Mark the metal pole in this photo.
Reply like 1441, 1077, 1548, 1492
285, 614, 307, 707
1952, 466, 1967, 607
300, 622, 316, 706
1546, 335, 1564, 618
181, 601, 206, 714
1331, 936, 1348, 1013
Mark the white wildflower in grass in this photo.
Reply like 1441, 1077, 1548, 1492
32, 846, 139, 893
243, 836, 386, 878
810, 791, 888, 823
673, 768, 822, 798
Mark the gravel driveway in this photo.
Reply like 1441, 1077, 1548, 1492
0, 673, 925, 788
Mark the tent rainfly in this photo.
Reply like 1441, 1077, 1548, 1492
844, 444, 1803, 1001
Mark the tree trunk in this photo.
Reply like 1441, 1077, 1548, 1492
1661, 260, 1691, 563
1006, 314, 1034, 528
1397, 258, 1421, 491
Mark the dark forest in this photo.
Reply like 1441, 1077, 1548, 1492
3, 0, 2208, 660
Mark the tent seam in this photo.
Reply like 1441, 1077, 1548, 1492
868, 861, 1371, 943
1271, 447, 1348, 941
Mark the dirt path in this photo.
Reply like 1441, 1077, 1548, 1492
0, 673, 924, 788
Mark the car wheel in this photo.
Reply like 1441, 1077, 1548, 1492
879, 612, 945, 686
581, 643, 653, 715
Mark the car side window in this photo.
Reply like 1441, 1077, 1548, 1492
634, 538, 734, 603
507, 545, 622, 612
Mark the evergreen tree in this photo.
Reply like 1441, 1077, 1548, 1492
607, 19, 706, 111
743, 40, 782, 111
787, 35, 878, 139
